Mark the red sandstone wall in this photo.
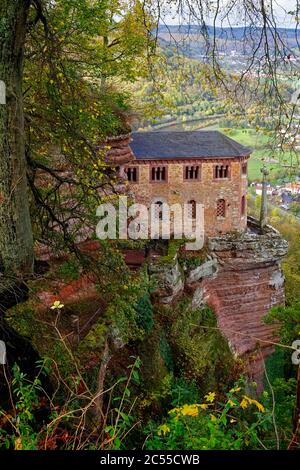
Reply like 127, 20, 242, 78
192, 227, 288, 388
105, 134, 135, 165
202, 262, 284, 383
125, 157, 248, 237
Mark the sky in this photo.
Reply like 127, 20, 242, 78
160, 0, 299, 28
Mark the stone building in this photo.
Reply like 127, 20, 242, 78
121, 131, 250, 237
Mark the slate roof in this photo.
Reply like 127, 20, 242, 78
129, 131, 251, 160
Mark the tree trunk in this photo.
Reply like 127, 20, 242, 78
94, 338, 112, 420
0, 0, 34, 279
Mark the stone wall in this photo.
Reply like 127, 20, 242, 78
124, 157, 248, 237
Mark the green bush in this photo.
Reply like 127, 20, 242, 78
170, 377, 200, 407
159, 333, 174, 372
168, 303, 235, 392
136, 294, 154, 334
145, 383, 280, 450
58, 257, 81, 282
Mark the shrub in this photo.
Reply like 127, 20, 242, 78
146, 383, 277, 450
136, 294, 154, 334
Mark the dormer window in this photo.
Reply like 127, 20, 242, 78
151, 166, 167, 182
215, 165, 229, 179
184, 165, 200, 180
125, 166, 138, 182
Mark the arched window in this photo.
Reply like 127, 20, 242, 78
151, 166, 167, 181
215, 165, 229, 179
241, 195, 246, 216
125, 166, 138, 182
187, 200, 197, 219
154, 200, 164, 220
242, 162, 247, 175
184, 166, 200, 180
216, 199, 226, 217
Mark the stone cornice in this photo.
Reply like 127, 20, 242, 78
128, 155, 250, 165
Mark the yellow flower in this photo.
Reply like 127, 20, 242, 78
240, 398, 249, 409
229, 387, 241, 393
51, 300, 64, 310
181, 404, 199, 417
247, 397, 265, 413
205, 392, 216, 403
240, 395, 265, 412
14, 437, 23, 450
210, 414, 217, 422
198, 403, 209, 409
227, 399, 236, 407
158, 424, 170, 436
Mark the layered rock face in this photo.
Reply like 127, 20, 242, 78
148, 256, 184, 304
204, 219, 288, 385
149, 217, 288, 388
104, 133, 134, 166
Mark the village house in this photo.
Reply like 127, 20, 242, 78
281, 182, 300, 195
254, 183, 274, 196
120, 131, 251, 237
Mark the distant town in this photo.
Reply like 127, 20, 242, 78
251, 180, 300, 211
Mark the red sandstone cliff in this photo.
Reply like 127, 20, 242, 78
204, 219, 288, 386
149, 217, 288, 388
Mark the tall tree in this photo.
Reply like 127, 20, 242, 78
0, 0, 34, 280
0, 0, 152, 280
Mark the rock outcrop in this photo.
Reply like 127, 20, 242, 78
104, 133, 134, 166
148, 217, 288, 388
148, 254, 184, 304
203, 219, 288, 386
186, 258, 218, 285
